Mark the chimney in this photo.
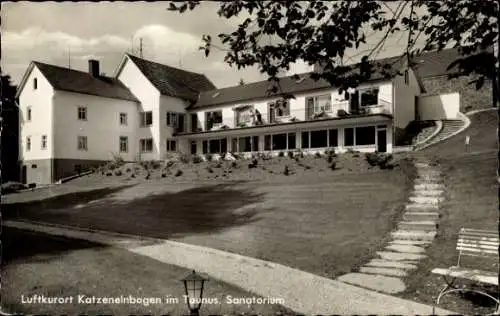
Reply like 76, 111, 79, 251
88, 60, 100, 77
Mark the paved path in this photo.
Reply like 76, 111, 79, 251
337, 160, 445, 295
4, 220, 454, 315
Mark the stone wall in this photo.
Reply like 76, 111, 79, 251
421, 75, 494, 113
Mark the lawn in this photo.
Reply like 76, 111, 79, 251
3, 155, 415, 280
397, 109, 499, 315
1, 227, 294, 315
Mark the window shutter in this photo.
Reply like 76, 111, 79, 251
167, 112, 171, 126
306, 97, 314, 119
268, 102, 275, 123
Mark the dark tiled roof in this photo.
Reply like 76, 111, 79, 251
126, 54, 216, 101
32, 62, 139, 102
412, 47, 494, 79
192, 55, 404, 109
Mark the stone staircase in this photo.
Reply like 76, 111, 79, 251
414, 119, 465, 150
337, 161, 445, 294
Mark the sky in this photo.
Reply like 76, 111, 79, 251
2, 1, 421, 89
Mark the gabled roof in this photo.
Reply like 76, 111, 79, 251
412, 47, 494, 79
16, 61, 139, 102
124, 54, 216, 101
192, 55, 405, 109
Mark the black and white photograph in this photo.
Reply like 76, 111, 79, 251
1, 1, 499, 315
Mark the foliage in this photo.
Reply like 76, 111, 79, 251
168, 1, 498, 96
175, 169, 183, 177
278, 151, 285, 157
1, 181, 26, 194
248, 159, 258, 169
114, 170, 123, 176
283, 165, 290, 176
192, 155, 203, 164
365, 152, 393, 168
179, 153, 191, 164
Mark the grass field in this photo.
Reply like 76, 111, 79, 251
397, 109, 499, 315
1, 227, 294, 315
3, 157, 414, 280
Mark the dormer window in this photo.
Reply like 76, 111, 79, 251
33, 78, 37, 90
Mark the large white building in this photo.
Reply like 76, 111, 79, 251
17, 51, 462, 184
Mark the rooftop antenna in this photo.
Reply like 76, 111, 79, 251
139, 38, 143, 58
178, 48, 182, 68
68, 46, 71, 69
130, 36, 134, 55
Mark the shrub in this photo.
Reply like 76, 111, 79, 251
165, 160, 175, 169
28, 183, 36, 189
304, 165, 311, 170
296, 149, 305, 158
105, 171, 113, 176
125, 168, 132, 173
330, 162, 337, 170
287, 151, 294, 159
206, 166, 214, 173
278, 151, 285, 157
231, 161, 238, 168
231, 152, 241, 160
161, 172, 167, 178
145, 172, 151, 180
175, 169, 183, 177
214, 161, 223, 168
365, 152, 393, 168
192, 155, 203, 164
205, 153, 213, 161
1, 182, 27, 194
131, 173, 136, 178
284, 165, 290, 176
248, 159, 258, 169
315, 152, 322, 158
114, 170, 123, 176
179, 153, 191, 164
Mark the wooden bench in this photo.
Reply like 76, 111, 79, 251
431, 228, 499, 312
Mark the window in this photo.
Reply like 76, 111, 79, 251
205, 111, 223, 130
140, 138, 153, 152
119, 136, 128, 153
78, 107, 87, 121
31, 164, 37, 169
77, 136, 88, 150
301, 132, 309, 149
360, 89, 379, 107
269, 99, 290, 119
26, 136, 31, 151
288, 133, 296, 150
33, 78, 37, 90
236, 106, 254, 125
202, 140, 208, 154
166, 139, 177, 152
355, 126, 376, 145
140, 111, 153, 127
203, 138, 227, 154
307, 94, 332, 114
238, 136, 252, 152
27, 107, 32, 121
167, 112, 178, 127
252, 136, 259, 151
41, 135, 47, 149
119, 113, 128, 125
264, 135, 271, 151
329, 129, 338, 147
191, 114, 199, 132
404, 70, 409, 85
344, 128, 354, 146
310, 130, 328, 148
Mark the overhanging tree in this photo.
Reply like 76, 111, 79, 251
169, 0, 498, 98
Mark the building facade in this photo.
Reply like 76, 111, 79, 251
17, 48, 488, 184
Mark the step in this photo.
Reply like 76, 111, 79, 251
416, 170, 442, 176
403, 212, 440, 221
412, 189, 445, 197
398, 220, 438, 231
376, 251, 427, 261
405, 203, 439, 211
391, 230, 437, 241
359, 266, 407, 277
364, 259, 419, 270
415, 175, 442, 182
414, 183, 445, 190
414, 178, 443, 185
409, 196, 444, 204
